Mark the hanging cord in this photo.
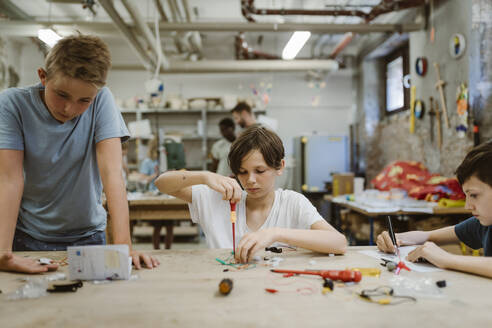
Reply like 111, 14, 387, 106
153, 11, 162, 79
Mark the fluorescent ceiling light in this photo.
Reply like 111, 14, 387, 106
282, 31, 311, 60
37, 29, 62, 48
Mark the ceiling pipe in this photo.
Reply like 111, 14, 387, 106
121, 0, 169, 70
98, 0, 154, 71
181, 0, 203, 58
328, 32, 354, 59
366, 0, 426, 22
241, 0, 368, 22
241, 0, 426, 23
113, 59, 339, 73
153, 0, 169, 22
235, 32, 280, 60
0, 21, 425, 35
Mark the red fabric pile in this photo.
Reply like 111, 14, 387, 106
371, 161, 465, 201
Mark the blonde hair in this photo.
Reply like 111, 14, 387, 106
44, 34, 111, 88
148, 137, 159, 161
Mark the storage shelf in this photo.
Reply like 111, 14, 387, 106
121, 108, 266, 115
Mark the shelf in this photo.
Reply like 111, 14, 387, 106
120, 108, 266, 115
181, 135, 221, 141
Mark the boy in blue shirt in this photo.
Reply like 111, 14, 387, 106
377, 141, 492, 278
0, 34, 158, 273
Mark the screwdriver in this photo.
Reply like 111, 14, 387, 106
271, 269, 362, 283
230, 202, 236, 255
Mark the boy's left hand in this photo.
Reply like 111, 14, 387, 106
406, 242, 453, 268
130, 250, 160, 269
235, 228, 278, 263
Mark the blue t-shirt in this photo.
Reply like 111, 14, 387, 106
0, 84, 129, 242
454, 217, 492, 256
139, 158, 159, 191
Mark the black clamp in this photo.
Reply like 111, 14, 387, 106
47, 280, 83, 293
265, 247, 282, 253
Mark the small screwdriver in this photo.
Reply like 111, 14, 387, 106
230, 202, 236, 255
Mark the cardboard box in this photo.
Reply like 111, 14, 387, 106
332, 173, 354, 196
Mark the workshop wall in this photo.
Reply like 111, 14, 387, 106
356, 0, 492, 183
106, 70, 353, 156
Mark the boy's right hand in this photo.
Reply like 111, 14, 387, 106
0, 252, 59, 274
205, 172, 242, 204
376, 231, 400, 254
377, 230, 429, 253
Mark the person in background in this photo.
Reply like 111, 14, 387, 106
377, 141, 492, 278
0, 34, 158, 274
137, 137, 160, 192
156, 126, 347, 263
211, 118, 236, 176
231, 102, 256, 129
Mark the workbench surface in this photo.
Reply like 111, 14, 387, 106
1, 247, 490, 328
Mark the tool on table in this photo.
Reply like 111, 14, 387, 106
271, 269, 362, 283
433, 62, 450, 128
428, 97, 435, 142
434, 98, 442, 149
47, 280, 83, 293
218, 278, 233, 295
265, 246, 282, 253
322, 278, 334, 294
380, 258, 397, 272
358, 286, 416, 305
386, 216, 410, 275
409, 86, 416, 133
230, 202, 236, 255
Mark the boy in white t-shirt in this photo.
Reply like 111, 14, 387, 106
156, 126, 347, 263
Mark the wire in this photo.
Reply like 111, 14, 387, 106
153, 9, 162, 79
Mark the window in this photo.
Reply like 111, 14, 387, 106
385, 46, 409, 114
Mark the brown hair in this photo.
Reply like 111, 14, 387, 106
456, 141, 492, 187
231, 102, 252, 114
228, 125, 284, 175
44, 34, 111, 88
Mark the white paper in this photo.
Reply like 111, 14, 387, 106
68, 245, 132, 280
358, 246, 442, 273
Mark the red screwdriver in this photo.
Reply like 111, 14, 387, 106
230, 202, 236, 255
271, 269, 362, 283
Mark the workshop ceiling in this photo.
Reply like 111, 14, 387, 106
0, 0, 424, 72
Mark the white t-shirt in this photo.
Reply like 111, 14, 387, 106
211, 138, 232, 176
188, 185, 324, 248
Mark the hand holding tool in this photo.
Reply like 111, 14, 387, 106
386, 216, 399, 257
271, 269, 362, 283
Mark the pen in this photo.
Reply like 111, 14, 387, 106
386, 215, 399, 258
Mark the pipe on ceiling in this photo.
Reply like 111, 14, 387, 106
329, 32, 354, 59
121, 0, 169, 70
181, 0, 203, 58
153, 0, 169, 22
241, 0, 426, 23
99, 0, 154, 71
0, 21, 425, 35
113, 59, 339, 73
235, 33, 279, 60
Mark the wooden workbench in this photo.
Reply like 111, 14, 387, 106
107, 196, 192, 249
327, 196, 471, 245
1, 247, 490, 327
